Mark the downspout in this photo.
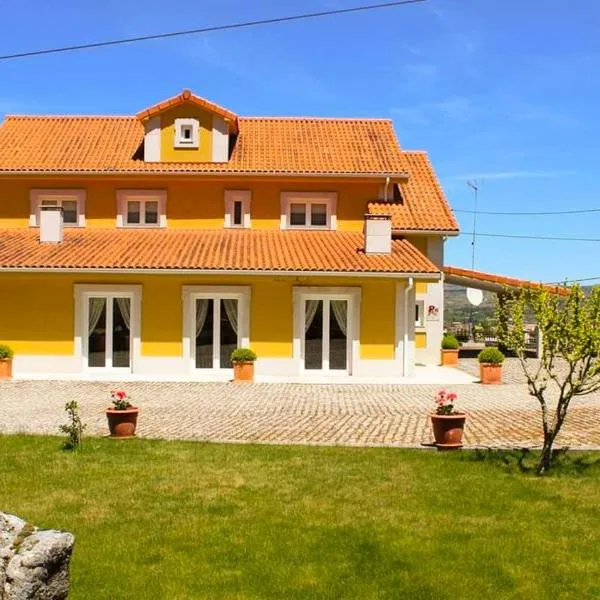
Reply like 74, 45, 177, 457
383, 176, 391, 202
403, 277, 414, 376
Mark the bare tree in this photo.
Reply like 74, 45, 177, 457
497, 284, 600, 474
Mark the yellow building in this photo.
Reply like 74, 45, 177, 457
0, 89, 459, 380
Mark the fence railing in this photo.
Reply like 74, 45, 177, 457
447, 327, 540, 356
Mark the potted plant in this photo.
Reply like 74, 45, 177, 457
430, 389, 466, 450
0, 344, 14, 380
440, 334, 460, 366
105, 390, 139, 439
478, 347, 505, 385
231, 348, 257, 382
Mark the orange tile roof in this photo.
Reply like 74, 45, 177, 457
0, 115, 407, 176
444, 266, 569, 295
368, 152, 459, 233
0, 229, 440, 274
135, 89, 239, 132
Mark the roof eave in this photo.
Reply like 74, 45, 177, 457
393, 228, 460, 236
0, 266, 441, 279
0, 170, 411, 179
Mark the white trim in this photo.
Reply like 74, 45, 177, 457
29, 189, 86, 227
143, 116, 161, 162
182, 285, 251, 374
415, 299, 425, 328
293, 286, 360, 377
0, 267, 441, 279
116, 189, 167, 228
74, 284, 142, 374
212, 115, 229, 162
174, 118, 199, 149
280, 191, 337, 230
224, 190, 251, 228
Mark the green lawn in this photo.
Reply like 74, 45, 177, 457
1, 436, 600, 599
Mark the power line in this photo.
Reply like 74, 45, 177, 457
546, 276, 600, 284
454, 207, 600, 216
461, 231, 600, 242
0, 0, 425, 61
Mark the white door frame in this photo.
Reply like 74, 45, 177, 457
182, 286, 251, 374
74, 284, 142, 373
293, 287, 360, 376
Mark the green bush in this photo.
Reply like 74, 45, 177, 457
231, 348, 257, 363
441, 335, 460, 350
478, 347, 505, 364
0, 344, 14, 359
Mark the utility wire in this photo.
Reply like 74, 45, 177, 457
0, 0, 425, 61
461, 232, 600, 242
454, 207, 600, 216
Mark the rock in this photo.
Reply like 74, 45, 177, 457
0, 513, 74, 600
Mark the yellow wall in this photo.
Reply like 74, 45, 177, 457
0, 273, 398, 360
159, 104, 214, 163
0, 177, 381, 231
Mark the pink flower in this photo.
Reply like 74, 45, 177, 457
447, 393, 457, 401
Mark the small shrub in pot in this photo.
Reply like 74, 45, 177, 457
440, 335, 460, 366
231, 348, 257, 382
478, 347, 505, 384
0, 343, 14, 379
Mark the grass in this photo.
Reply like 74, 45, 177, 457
2, 437, 600, 599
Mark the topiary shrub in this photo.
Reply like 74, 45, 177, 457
0, 344, 14, 359
231, 348, 257, 363
441, 335, 460, 350
478, 347, 505, 364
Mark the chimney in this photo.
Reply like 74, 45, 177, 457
364, 214, 392, 254
39, 206, 63, 243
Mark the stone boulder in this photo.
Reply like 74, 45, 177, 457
0, 513, 74, 600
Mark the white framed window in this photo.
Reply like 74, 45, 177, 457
280, 192, 337, 230
182, 286, 251, 373
174, 118, 199, 148
29, 189, 86, 227
117, 190, 167, 228
74, 284, 142, 372
224, 190, 251, 228
415, 300, 425, 328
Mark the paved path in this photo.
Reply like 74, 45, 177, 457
1, 362, 599, 449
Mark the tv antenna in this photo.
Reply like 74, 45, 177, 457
466, 180, 480, 270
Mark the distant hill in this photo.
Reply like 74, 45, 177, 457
444, 284, 496, 327
444, 283, 595, 327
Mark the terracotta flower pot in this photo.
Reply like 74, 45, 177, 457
480, 363, 502, 385
233, 361, 255, 382
440, 349, 459, 367
0, 358, 13, 380
430, 413, 466, 450
106, 407, 139, 439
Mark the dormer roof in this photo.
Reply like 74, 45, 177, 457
136, 89, 239, 133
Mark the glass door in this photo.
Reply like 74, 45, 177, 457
194, 298, 239, 370
304, 299, 348, 373
87, 296, 131, 370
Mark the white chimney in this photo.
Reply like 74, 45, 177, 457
39, 206, 63, 243
364, 214, 392, 254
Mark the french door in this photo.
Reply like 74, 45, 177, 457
303, 298, 350, 374
194, 298, 240, 370
183, 287, 251, 374
86, 295, 132, 371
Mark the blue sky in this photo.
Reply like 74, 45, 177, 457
1, 0, 599, 283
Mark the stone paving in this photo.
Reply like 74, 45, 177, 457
1, 358, 599, 449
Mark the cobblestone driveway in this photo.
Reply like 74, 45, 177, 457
1, 360, 599, 449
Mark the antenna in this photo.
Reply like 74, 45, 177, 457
466, 180, 481, 342
466, 180, 479, 270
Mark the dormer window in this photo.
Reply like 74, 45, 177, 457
174, 118, 199, 148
